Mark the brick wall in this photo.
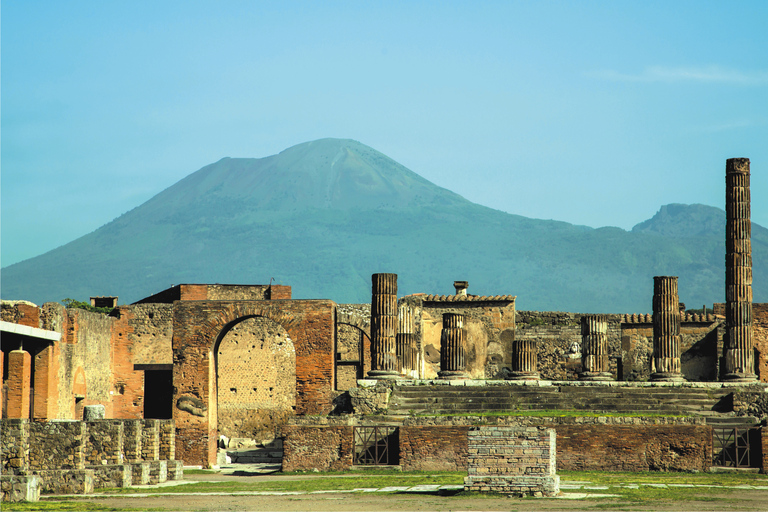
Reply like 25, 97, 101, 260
28, 421, 86, 470
283, 418, 711, 473
281, 424, 354, 472
85, 421, 124, 465
400, 426, 468, 471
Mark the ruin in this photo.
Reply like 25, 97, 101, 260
579, 315, 612, 381
724, 158, 757, 382
2, 157, 768, 501
651, 276, 684, 382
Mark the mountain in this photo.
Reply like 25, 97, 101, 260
2, 138, 766, 313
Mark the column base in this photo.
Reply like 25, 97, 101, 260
650, 372, 686, 382
579, 372, 613, 381
437, 370, 468, 380
722, 372, 758, 383
366, 370, 402, 380
506, 371, 540, 381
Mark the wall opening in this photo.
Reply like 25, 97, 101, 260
144, 370, 173, 419
215, 316, 295, 441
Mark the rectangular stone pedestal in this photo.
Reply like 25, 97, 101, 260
464, 426, 559, 497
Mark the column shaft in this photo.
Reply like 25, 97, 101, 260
580, 315, 612, 380
651, 276, 685, 381
368, 273, 400, 379
438, 313, 468, 379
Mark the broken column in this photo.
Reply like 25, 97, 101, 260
7, 348, 32, 419
396, 304, 418, 378
651, 276, 685, 382
580, 315, 612, 381
508, 339, 539, 380
438, 313, 468, 379
724, 157, 757, 381
368, 273, 400, 379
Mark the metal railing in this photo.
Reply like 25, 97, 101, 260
353, 426, 399, 465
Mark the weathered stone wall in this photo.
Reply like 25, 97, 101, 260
281, 424, 354, 472
282, 416, 710, 473
336, 304, 371, 389
216, 316, 295, 440
399, 426, 467, 471
402, 296, 515, 380
29, 420, 86, 470
125, 304, 174, 365
622, 316, 722, 382
753, 304, 768, 381
85, 421, 124, 465
1, 419, 29, 476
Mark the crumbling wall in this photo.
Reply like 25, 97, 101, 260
336, 304, 371, 389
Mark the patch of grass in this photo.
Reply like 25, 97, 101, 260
181, 468, 218, 475
101, 471, 465, 494
3, 502, 151, 511
560, 470, 768, 486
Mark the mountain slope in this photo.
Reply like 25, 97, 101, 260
2, 139, 766, 312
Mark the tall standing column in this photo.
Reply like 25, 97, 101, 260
396, 304, 418, 378
580, 315, 613, 381
438, 313, 468, 379
368, 273, 400, 379
724, 158, 757, 381
651, 276, 685, 382
508, 339, 539, 380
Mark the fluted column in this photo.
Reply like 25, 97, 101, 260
507, 339, 539, 380
580, 315, 613, 381
438, 313, 468, 379
396, 304, 418, 377
724, 158, 757, 381
368, 273, 400, 379
651, 276, 685, 382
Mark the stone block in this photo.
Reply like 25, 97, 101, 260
88, 464, 132, 489
148, 460, 168, 484
33, 469, 94, 495
0, 475, 40, 503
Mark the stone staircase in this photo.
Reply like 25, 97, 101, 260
386, 383, 761, 429
217, 438, 283, 474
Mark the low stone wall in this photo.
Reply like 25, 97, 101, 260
281, 425, 354, 472
282, 416, 712, 473
0, 418, 180, 501
464, 426, 559, 497
399, 426, 467, 471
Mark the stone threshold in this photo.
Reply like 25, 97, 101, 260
359, 379, 768, 389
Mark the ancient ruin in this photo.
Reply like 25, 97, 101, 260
2, 158, 768, 502
651, 276, 684, 382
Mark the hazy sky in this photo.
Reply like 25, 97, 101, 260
3, 1, 767, 267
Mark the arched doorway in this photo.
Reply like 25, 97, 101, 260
215, 316, 296, 442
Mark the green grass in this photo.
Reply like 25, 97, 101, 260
559, 470, 768, 486
2, 503, 154, 511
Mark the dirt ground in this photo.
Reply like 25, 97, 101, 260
43, 472, 768, 512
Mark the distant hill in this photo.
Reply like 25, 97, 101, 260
2, 138, 766, 313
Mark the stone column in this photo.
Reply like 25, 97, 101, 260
508, 339, 539, 380
438, 313, 468, 379
368, 273, 400, 379
723, 158, 757, 381
580, 315, 613, 381
396, 304, 418, 377
651, 276, 685, 381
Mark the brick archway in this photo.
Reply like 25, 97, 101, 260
172, 300, 336, 466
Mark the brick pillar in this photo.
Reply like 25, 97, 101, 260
651, 276, 685, 381
368, 273, 400, 379
438, 313, 468, 379
508, 339, 539, 380
724, 157, 757, 381
33, 343, 56, 419
580, 315, 613, 381
396, 304, 418, 377
7, 350, 32, 419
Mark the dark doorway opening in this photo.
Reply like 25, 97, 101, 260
144, 370, 173, 419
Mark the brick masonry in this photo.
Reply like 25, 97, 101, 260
282, 417, 714, 473
464, 426, 559, 496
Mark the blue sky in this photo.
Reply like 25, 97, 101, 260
2, 0, 767, 267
